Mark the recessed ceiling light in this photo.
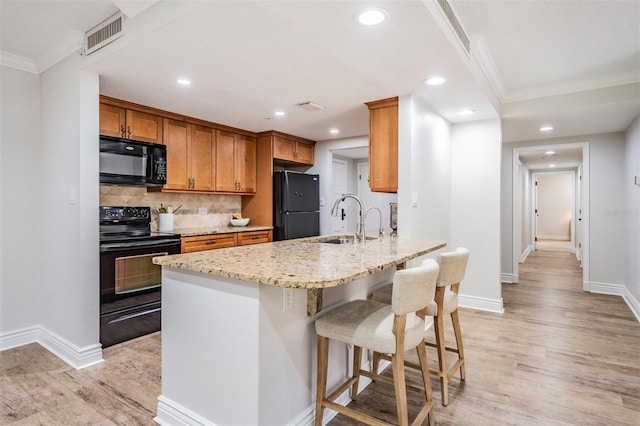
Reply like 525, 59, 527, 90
545, 150, 556, 155
424, 76, 446, 86
539, 126, 554, 132
177, 78, 191, 86
458, 109, 475, 116
356, 7, 389, 25
329, 128, 339, 135
549, 164, 556, 168
274, 110, 285, 117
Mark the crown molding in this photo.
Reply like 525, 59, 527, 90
0, 51, 38, 74
34, 30, 84, 74
470, 35, 506, 102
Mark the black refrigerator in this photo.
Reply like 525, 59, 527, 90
274, 171, 320, 241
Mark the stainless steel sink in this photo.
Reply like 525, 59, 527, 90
317, 236, 377, 244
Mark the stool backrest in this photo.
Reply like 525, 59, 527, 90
391, 259, 439, 315
435, 247, 470, 287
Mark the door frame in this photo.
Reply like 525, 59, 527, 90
331, 158, 348, 234
531, 170, 576, 252
512, 142, 590, 291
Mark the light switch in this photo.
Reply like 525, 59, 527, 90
199, 207, 208, 215
411, 192, 418, 207
320, 197, 325, 207
635, 176, 640, 186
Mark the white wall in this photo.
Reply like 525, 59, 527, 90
0, 56, 102, 366
451, 119, 503, 308
397, 95, 451, 244
0, 66, 42, 335
502, 133, 626, 290
39, 55, 100, 350
624, 116, 640, 305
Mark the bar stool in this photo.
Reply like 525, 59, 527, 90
425, 247, 470, 406
371, 248, 470, 407
314, 260, 439, 426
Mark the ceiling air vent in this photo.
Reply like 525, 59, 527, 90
437, 0, 470, 54
84, 12, 124, 56
296, 101, 324, 111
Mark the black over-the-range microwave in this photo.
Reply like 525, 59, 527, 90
99, 135, 167, 186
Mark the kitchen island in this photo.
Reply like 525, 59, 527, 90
153, 235, 445, 426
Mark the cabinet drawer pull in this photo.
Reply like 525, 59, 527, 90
205, 240, 217, 245
251, 236, 260, 239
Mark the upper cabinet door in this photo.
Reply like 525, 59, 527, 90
273, 135, 315, 165
294, 141, 314, 165
236, 135, 256, 193
163, 119, 190, 191
125, 110, 163, 144
215, 130, 237, 193
366, 97, 398, 193
215, 131, 256, 194
99, 104, 126, 138
273, 136, 296, 162
190, 126, 215, 192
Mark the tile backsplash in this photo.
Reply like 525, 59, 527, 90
100, 185, 242, 229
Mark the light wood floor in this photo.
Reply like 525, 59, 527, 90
1, 250, 638, 425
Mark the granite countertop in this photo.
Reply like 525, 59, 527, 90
153, 235, 446, 289
172, 225, 273, 237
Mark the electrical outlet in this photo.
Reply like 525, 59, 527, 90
282, 288, 294, 311
198, 207, 208, 215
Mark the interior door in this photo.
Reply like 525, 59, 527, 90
331, 159, 347, 234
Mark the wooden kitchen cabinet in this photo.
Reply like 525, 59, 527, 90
181, 233, 238, 253
189, 125, 215, 191
215, 130, 256, 194
163, 120, 215, 192
237, 230, 272, 246
365, 96, 398, 193
273, 135, 314, 165
99, 103, 163, 144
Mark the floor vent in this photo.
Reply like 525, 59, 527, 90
84, 12, 124, 56
437, 0, 470, 53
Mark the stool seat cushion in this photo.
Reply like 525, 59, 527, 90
315, 299, 426, 354
425, 289, 458, 316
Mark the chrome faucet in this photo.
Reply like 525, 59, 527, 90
365, 207, 384, 238
331, 194, 366, 243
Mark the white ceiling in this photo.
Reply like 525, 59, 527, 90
1, 0, 639, 149
518, 147, 583, 171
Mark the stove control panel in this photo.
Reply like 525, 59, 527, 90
100, 206, 150, 221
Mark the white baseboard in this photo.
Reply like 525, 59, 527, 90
459, 294, 504, 313
537, 235, 570, 241
155, 395, 216, 426
0, 326, 103, 370
501, 273, 518, 284
520, 245, 533, 263
588, 282, 640, 322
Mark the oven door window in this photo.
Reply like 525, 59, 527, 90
115, 252, 167, 294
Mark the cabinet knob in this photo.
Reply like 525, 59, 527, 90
126, 125, 132, 138
120, 125, 126, 138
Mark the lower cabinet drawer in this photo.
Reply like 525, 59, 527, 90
181, 233, 238, 253
237, 230, 272, 246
